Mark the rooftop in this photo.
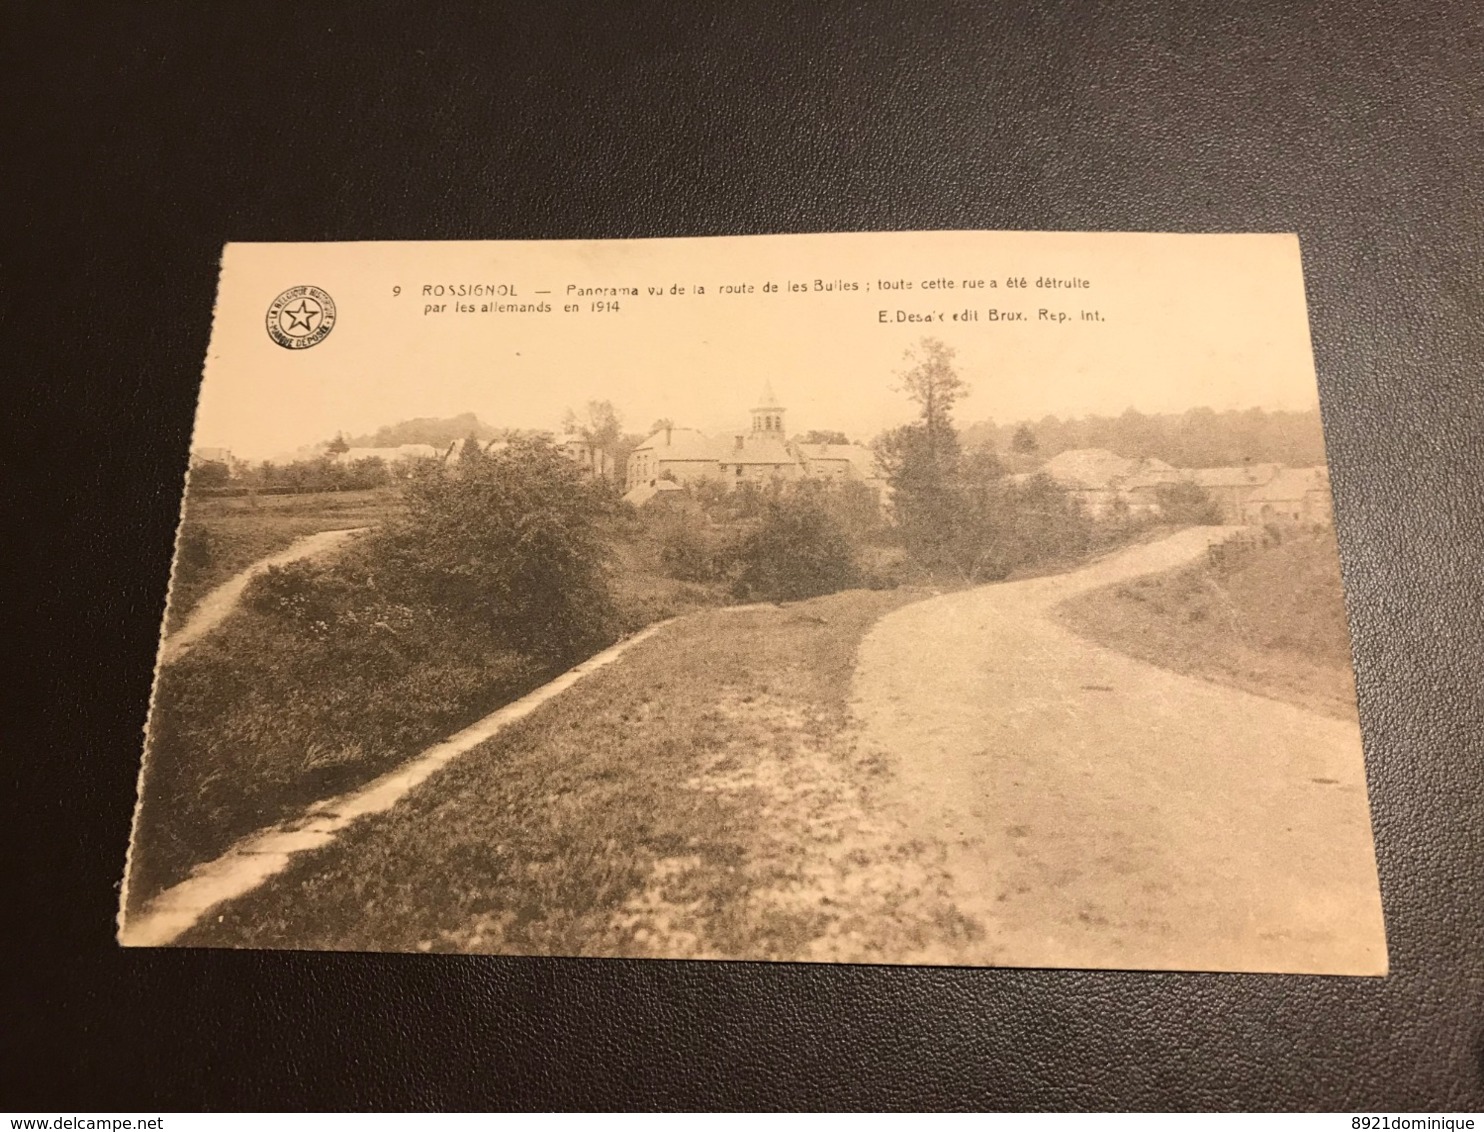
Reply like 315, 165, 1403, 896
753, 380, 782, 410
1246, 466, 1329, 501
1188, 463, 1283, 489
633, 427, 726, 462
335, 443, 440, 464
1041, 448, 1137, 489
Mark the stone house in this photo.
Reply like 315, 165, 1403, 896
1241, 466, 1332, 524
1039, 448, 1182, 518
190, 446, 234, 466
1038, 447, 1331, 525
621, 479, 686, 508
1186, 463, 1284, 522
621, 383, 881, 505
557, 435, 615, 478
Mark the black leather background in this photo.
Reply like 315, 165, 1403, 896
4, 0, 1482, 1111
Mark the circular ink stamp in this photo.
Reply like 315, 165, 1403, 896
266, 285, 336, 349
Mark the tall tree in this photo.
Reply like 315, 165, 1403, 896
875, 338, 970, 573
877, 339, 1090, 582
898, 337, 967, 468
563, 400, 623, 449
458, 432, 486, 468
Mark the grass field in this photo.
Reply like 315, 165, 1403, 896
133, 501, 741, 911
1053, 526, 1360, 721
164, 490, 400, 633
179, 588, 978, 961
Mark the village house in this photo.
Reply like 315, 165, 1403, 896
334, 443, 442, 467
1038, 447, 1332, 524
1037, 449, 1184, 518
557, 435, 615, 478
190, 446, 234, 466
622, 383, 882, 506
1241, 465, 1332, 524
1186, 463, 1285, 521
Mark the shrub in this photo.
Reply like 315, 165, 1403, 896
176, 524, 214, 572
858, 544, 908, 590
895, 458, 1094, 584
1003, 472, 1093, 566
186, 460, 232, 491
651, 509, 732, 583
393, 437, 620, 664
733, 493, 860, 601
1154, 481, 1223, 525
344, 456, 391, 490
244, 557, 363, 630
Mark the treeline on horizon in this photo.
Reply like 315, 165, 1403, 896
333, 404, 1326, 471
962, 406, 1327, 469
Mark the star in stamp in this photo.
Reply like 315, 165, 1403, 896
266, 285, 337, 349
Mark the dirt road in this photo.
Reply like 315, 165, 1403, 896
851, 527, 1388, 974
158, 527, 367, 664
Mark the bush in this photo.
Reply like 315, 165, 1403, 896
1154, 481, 1222, 525
186, 459, 232, 492
1003, 472, 1094, 566
392, 437, 620, 664
893, 458, 1094, 584
819, 478, 886, 546
244, 557, 364, 630
176, 524, 214, 572
733, 493, 860, 601
237, 454, 394, 494
858, 544, 908, 590
651, 509, 732, 583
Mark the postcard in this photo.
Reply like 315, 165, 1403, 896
120, 231, 1386, 973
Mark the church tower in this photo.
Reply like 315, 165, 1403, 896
750, 381, 786, 439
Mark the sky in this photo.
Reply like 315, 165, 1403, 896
192, 231, 1322, 460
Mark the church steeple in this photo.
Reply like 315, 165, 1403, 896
751, 382, 785, 438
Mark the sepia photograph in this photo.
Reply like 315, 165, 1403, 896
119, 231, 1386, 973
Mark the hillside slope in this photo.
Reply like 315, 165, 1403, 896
1053, 527, 1358, 721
